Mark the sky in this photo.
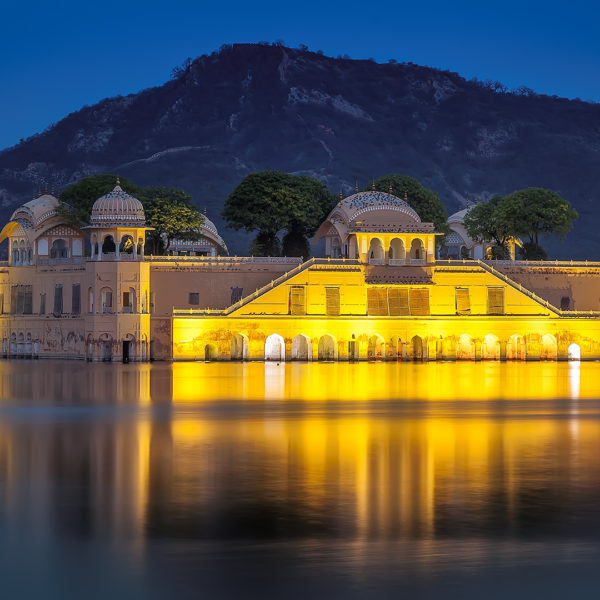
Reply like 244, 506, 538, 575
1, 0, 599, 149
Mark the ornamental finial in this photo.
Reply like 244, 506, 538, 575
371, 180, 375, 191
404, 191, 408, 202
355, 180, 359, 193
389, 184, 393, 194
116, 175, 120, 186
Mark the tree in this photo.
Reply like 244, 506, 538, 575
58, 174, 142, 226
141, 187, 204, 255
367, 174, 449, 235
499, 188, 578, 247
463, 196, 513, 258
223, 171, 335, 256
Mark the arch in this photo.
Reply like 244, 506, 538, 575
456, 334, 475, 360
231, 333, 250, 361
119, 234, 135, 254
411, 335, 425, 361
330, 236, 342, 258
265, 334, 285, 362
17, 333, 24, 356
506, 335, 526, 360
25, 333, 32, 355
101, 287, 113, 313
410, 238, 425, 261
291, 334, 311, 361
10, 333, 16, 356
541, 334, 558, 361
88, 287, 94, 313
204, 344, 218, 361
368, 238, 385, 262
100, 334, 113, 361
50, 238, 69, 259
389, 238, 406, 261
568, 343, 581, 361
348, 237, 358, 259
318, 334, 338, 361
441, 336, 456, 360
102, 235, 116, 254
390, 335, 405, 361
368, 334, 385, 361
481, 334, 500, 360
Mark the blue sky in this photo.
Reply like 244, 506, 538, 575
1, 0, 599, 149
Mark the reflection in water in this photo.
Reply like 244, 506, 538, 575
1, 360, 600, 597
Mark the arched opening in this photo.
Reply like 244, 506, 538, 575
122, 334, 135, 363
568, 343, 581, 361
291, 334, 311, 361
11, 241, 19, 265
102, 235, 116, 254
265, 334, 285, 362
123, 286, 136, 313
442, 336, 456, 360
318, 334, 338, 361
25, 333, 32, 356
389, 238, 406, 262
348, 335, 360, 361
368, 238, 385, 263
481, 334, 500, 360
10, 333, 16, 356
348, 237, 358, 259
390, 335, 404, 360
101, 287, 113, 314
456, 334, 475, 360
330, 236, 342, 258
411, 335, 425, 361
119, 235, 135, 254
410, 239, 425, 263
88, 287, 94, 313
204, 344, 218, 361
17, 333, 24, 356
100, 334, 112, 362
50, 239, 69, 259
541, 334, 558, 361
507, 335, 526, 360
368, 334, 385, 361
231, 333, 250, 361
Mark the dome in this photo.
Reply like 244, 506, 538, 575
448, 207, 470, 224
10, 194, 59, 227
335, 190, 422, 223
89, 184, 146, 226
201, 215, 228, 252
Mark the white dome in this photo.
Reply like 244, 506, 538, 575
90, 184, 146, 226
335, 190, 422, 223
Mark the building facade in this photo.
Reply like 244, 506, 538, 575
0, 186, 599, 362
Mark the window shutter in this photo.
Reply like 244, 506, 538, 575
72, 284, 80, 314
367, 288, 389, 316
455, 287, 471, 315
487, 287, 504, 315
409, 288, 430, 316
325, 287, 340, 316
39, 293, 46, 315
388, 288, 410, 316
53, 285, 63, 317
23, 286, 33, 315
289, 286, 306, 315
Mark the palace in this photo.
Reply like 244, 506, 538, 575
0, 183, 599, 362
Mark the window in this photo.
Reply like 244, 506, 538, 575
388, 288, 410, 316
289, 286, 306, 315
561, 296, 571, 310
39, 293, 46, 315
123, 291, 132, 312
189, 292, 199, 305
53, 285, 63, 317
367, 288, 388, 316
487, 287, 505, 315
101, 289, 112, 314
325, 287, 340, 316
230, 287, 243, 304
409, 288, 430, 316
455, 287, 471, 315
11, 285, 32, 315
72, 284, 80, 315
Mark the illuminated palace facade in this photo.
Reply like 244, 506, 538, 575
0, 185, 599, 362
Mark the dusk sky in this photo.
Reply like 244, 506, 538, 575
1, 0, 598, 149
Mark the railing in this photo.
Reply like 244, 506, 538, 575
410, 258, 426, 266
368, 258, 385, 265
37, 257, 88, 266
487, 259, 600, 268
146, 255, 303, 264
388, 258, 406, 266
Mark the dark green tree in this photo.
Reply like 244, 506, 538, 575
223, 171, 335, 256
463, 196, 513, 258
140, 187, 204, 255
499, 188, 578, 254
367, 174, 449, 235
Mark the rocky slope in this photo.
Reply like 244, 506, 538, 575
1, 43, 599, 257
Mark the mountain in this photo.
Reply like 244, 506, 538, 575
1, 43, 599, 257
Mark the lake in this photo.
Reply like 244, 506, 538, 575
0, 360, 599, 598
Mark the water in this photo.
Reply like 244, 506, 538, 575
0, 360, 599, 598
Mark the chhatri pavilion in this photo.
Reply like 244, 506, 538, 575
0, 183, 599, 362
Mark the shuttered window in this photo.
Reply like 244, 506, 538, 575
72, 284, 80, 315
455, 287, 471, 315
409, 288, 430, 316
11, 285, 32, 314
367, 288, 389, 316
23, 286, 33, 315
39, 293, 46, 315
53, 285, 63, 317
487, 287, 505, 315
289, 286, 306, 315
388, 288, 410, 316
325, 287, 340, 316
